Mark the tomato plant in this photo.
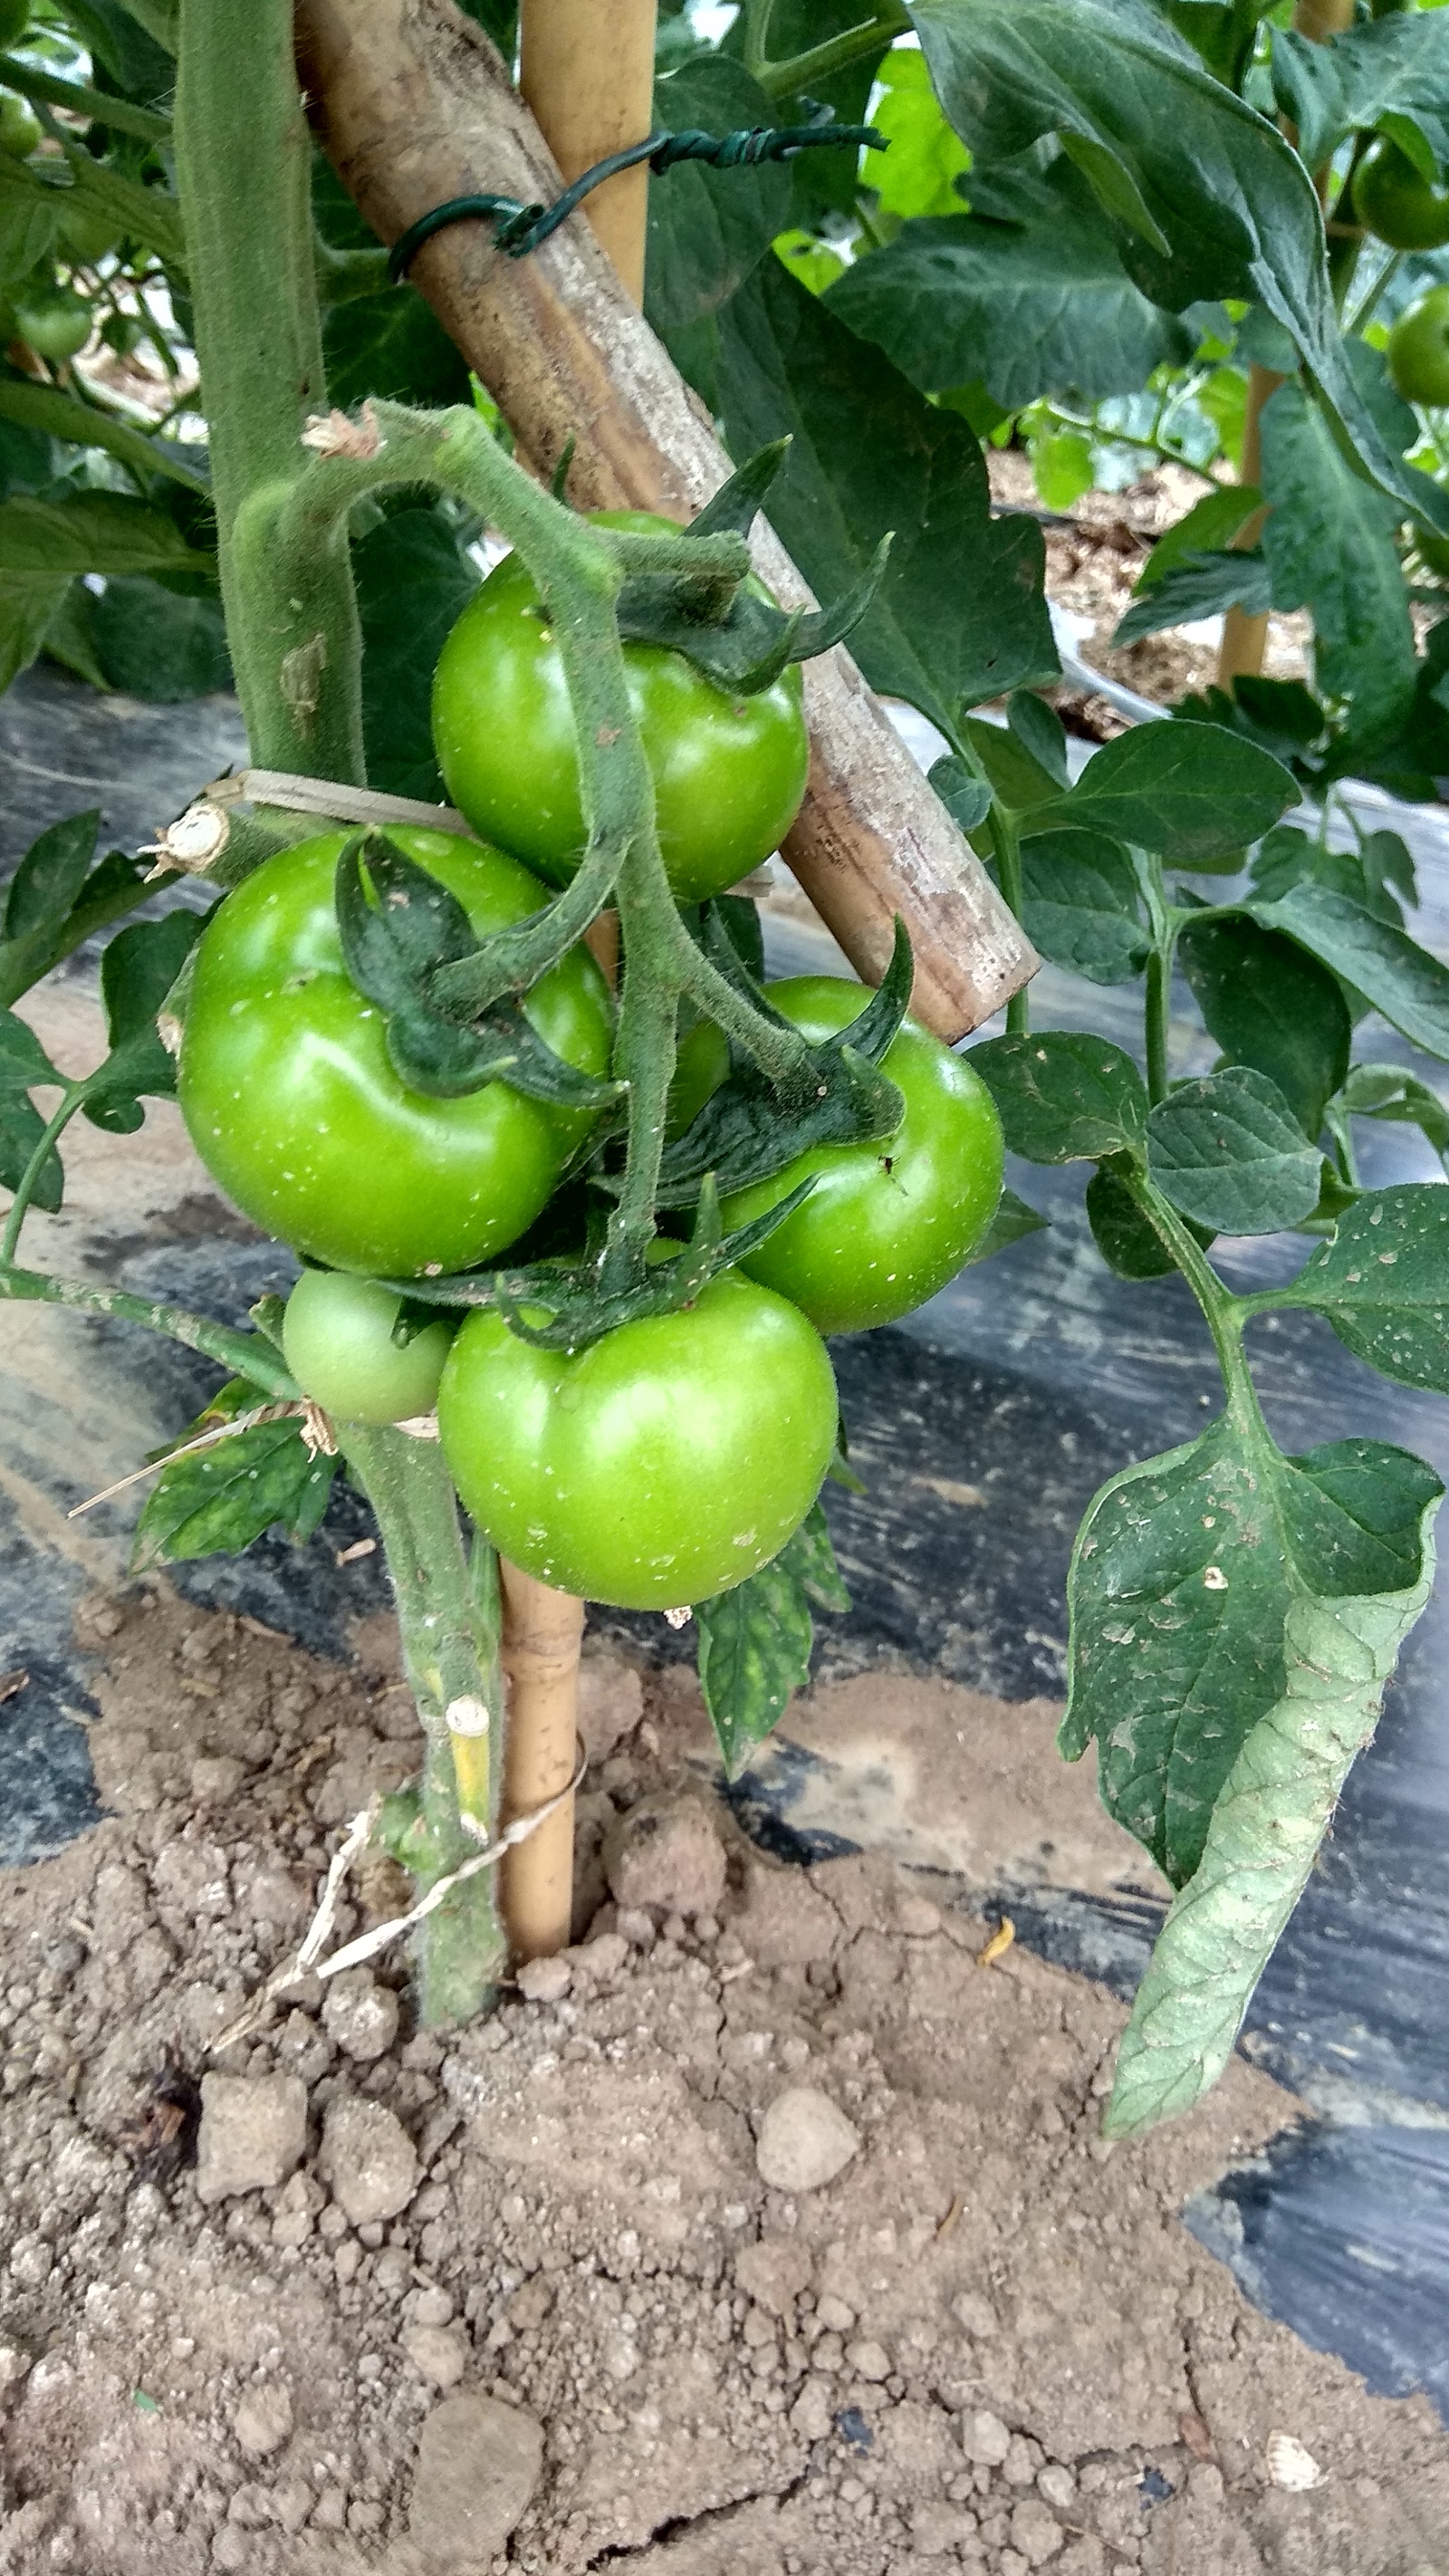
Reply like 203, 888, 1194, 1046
178, 825, 614, 1276
432, 511, 810, 903
438, 1270, 839, 1610
0, 0, 1448, 2149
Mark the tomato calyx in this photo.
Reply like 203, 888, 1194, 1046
370, 1170, 817, 1357
612, 441, 892, 697
335, 829, 622, 1109
650, 909, 912, 1211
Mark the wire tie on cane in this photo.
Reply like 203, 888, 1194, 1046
387, 112, 887, 282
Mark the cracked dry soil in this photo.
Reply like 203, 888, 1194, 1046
0, 1587, 1445, 2576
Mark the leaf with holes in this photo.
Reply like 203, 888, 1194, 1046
1286, 1185, 1449, 1395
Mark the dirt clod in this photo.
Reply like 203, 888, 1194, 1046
318, 2091, 418, 2226
407, 2390, 544, 2564
322, 1967, 401, 2063
603, 1789, 726, 1917
233, 2380, 294, 2457
755, 2082, 862, 2192
195, 2071, 306, 2204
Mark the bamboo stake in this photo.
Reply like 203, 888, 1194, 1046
492, 0, 657, 1963
295, 0, 1038, 1043
1215, 0, 1355, 693
498, 1562, 587, 1958
520, 0, 657, 305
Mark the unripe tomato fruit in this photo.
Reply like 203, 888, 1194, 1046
58, 198, 122, 264
1352, 140, 1449, 253
1387, 286, 1449, 407
282, 1271, 454, 1427
437, 1272, 839, 1610
0, 90, 39, 159
178, 827, 614, 1278
677, 976, 1004, 1333
432, 511, 810, 904
14, 281, 91, 360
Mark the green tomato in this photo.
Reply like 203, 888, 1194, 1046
1352, 140, 1449, 253
1387, 286, 1449, 407
437, 1271, 839, 1610
282, 1269, 454, 1426
178, 826, 614, 1278
677, 976, 1003, 1334
14, 281, 91, 360
58, 198, 122, 265
431, 511, 810, 905
0, 90, 39, 159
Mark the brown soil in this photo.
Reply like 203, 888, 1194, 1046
0, 1590, 1445, 2576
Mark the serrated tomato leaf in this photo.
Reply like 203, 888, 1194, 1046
695, 1500, 849, 1778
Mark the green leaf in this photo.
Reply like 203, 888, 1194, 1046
90, 577, 230, 701
966, 1183, 1049, 1264
1287, 1184, 1449, 1395
825, 184, 1194, 409
1336, 1062, 1449, 1173
1252, 882, 1449, 1066
0, 1003, 62, 1212
1113, 549, 1270, 647
0, 572, 70, 694
863, 46, 971, 219
1138, 483, 1263, 586
1031, 429, 1095, 514
131, 1389, 338, 1570
1270, 11, 1449, 178
1007, 689, 1070, 789
1032, 720, 1295, 863
3, 811, 100, 946
907, 0, 1449, 535
355, 506, 480, 801
927, 752, 992, 836
695, 1500, 848, 1778
1063, 1410, 1441, 1890
1176, 914, 1350, 1139
1258, 380, 1417, 746
1086, 1163, 1212, 1281
969, 1030, 1148, 1163
83, 909, 204, 1134
1101, 1464, 1440, 2136
1147, 1064, 1322, 1235
322, 288, 471, 414
645, 57, 792, 333
0, 491, 198, 579
961, 715, 1060, 815
1018, 827, 1150, 985
714, 255, 1058, 735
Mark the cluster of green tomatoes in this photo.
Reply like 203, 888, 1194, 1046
0, 0, 129, 367
178, 518, 1004, 1612
1354, 140, 1449, 434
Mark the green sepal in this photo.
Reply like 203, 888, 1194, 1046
653, 917, 911, 1209
371, 1170, 819, 1356
612, 438, 891, 695
335, 830, 620, 1110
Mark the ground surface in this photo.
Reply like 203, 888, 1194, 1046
0, 1591, 1445, 2576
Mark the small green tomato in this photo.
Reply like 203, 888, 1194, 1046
282, 1270, 454, 1427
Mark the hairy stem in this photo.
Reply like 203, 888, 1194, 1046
0, 1264, 299, 1398
174, 0, 363, 779
0, 53, 171, 141
1128, 1171, 1258, 1414
340, 1427, 505, 2023
993, 806, 1030, 1036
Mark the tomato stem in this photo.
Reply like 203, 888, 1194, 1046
174, 0, 365, 779
0, 1264, 301, 1400
338, 1426, 507, 2023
